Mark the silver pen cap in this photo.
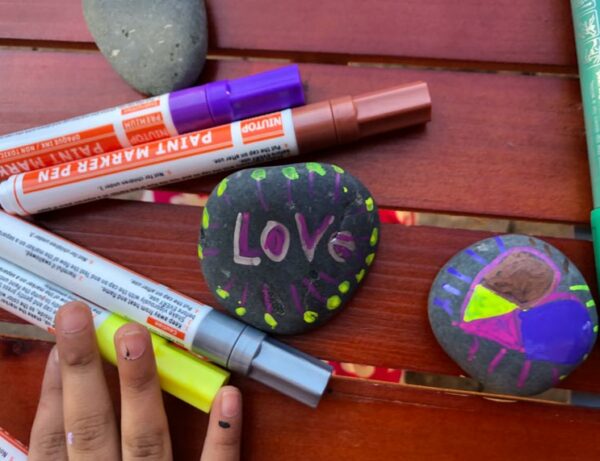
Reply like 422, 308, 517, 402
245, 336, 332, 407
192, 310, 333, 408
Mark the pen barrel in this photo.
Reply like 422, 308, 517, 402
0, 211, 213, 349
572, 1, 600, 206
571, 1, 600, 287
0, 109, 300, 216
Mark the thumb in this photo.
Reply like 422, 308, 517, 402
200, 386, 243, 461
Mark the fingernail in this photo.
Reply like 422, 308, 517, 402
59, 305, 89, 334
221, 389, 241, 419
119, 330, 147, 361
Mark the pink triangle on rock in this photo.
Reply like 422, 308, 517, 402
459, 312, 523, 352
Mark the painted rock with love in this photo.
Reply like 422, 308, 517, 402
428, 234, 598, 396
199, 163, 380, 334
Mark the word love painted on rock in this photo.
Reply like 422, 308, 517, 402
200, 163, 380, 335
233, 211, 354, 266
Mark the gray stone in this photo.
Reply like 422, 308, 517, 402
428, 234, 598, 396
199, 163, 380, 335
83, 0, 208, 95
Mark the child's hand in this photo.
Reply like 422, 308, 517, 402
28, 302, 242, 461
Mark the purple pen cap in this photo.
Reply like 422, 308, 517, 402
169, 65, 305, 134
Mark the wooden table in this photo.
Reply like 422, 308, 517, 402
1, 1, 599, 459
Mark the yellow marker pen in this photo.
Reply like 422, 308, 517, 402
0, 256, 229, 413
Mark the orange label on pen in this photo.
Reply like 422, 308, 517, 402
22, 125, 233, 194
148, 316, 185, 340
241, 113, 285, 144
0, 125, 121, 165
121, 99, 161, 115
123, 112, 171, 145
0, 427, 28, 457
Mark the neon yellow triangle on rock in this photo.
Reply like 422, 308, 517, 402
463, 284, 518, 322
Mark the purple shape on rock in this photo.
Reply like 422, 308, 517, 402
520, 297, 595, 365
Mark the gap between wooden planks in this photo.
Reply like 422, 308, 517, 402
0, 40, 579, 76
0, 50, 591, 223
0, 0, 578, 69
2, 337, 600, 461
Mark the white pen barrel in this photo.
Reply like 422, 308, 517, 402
0, 211, 210, 349
0, 110, 298, 216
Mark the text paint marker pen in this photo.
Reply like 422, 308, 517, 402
0, 82, 431, 216
0, 427, 28, 461
0, 256, 229, 413
0, 65, 304, 180
0, 212, 332, 407
571, 1, 600, 287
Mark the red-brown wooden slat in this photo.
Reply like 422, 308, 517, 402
0, 199, 594, 394
0, 311, 26, 324
2, 338, 600, 460
0, 0, 577, 68
0, 50, 590, 223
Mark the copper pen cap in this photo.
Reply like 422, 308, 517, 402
293, 81, 431, 152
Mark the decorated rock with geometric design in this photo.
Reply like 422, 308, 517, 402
428, 234, 598, 396
199, 163, 380, 334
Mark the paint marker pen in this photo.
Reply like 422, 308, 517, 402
0, 427, 28, 461
571, 1, 600, 287
0, 82, 431, 216
0, 65, 304, 180
0, 212, 333, 407
0, 256, 229, 413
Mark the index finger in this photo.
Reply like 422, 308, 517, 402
55, 302, 120, 460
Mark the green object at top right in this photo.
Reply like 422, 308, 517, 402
571, 0, 600, 286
